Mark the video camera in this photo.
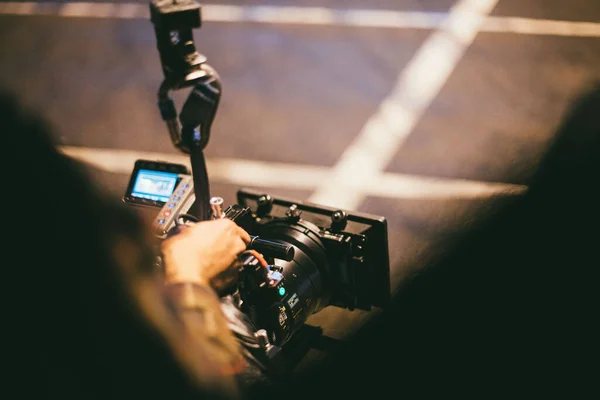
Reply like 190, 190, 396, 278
124, 159, 391, 347
122, 0, 391, 373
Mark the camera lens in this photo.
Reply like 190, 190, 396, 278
249, 219, 332, 346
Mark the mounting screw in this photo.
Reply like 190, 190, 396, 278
286, 204, 302, 219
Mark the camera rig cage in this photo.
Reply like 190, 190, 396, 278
233, 188, 391, 312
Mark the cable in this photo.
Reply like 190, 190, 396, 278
174, 213, 200, 226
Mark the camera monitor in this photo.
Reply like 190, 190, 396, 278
123, 159, 190, 208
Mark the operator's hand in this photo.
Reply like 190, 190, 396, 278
161, 218, 251, 290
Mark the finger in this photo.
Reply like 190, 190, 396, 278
234, 237, 248, 255
237, 227, 251, 244
219, 218, 238, 230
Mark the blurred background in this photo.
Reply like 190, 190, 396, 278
1, 0, 599, 374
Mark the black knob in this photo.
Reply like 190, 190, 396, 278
331, 210, 348, 232
256, 194, 273, 217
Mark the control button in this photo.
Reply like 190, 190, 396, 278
163, 210, 171, 217
158, 218, 165, 224
182, 183, 189, 188
177, 190, 184, 195
167, 203, 176, 208
172, 196, 180, 202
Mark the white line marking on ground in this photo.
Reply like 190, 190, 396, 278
204, 5, 446, 29
484, 16, 600, 37
1, 2, 599, 37
308, 0, 500, 210
59, 146, 525, 199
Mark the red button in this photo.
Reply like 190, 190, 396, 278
163, 210, 171, 217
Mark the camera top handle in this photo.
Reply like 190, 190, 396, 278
150, 0, 220, 222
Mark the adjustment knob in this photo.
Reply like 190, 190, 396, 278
255, 329, 271, 349
210, 196, 225, 219
331, 209, 348, 232
256, 194, 273, 217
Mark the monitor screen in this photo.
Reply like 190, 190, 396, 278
130, 169, 179, 203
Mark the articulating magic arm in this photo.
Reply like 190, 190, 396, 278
156, 64, 221, 155
150, 0, 221, 221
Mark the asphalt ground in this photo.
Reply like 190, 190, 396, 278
1, 0, 599, 381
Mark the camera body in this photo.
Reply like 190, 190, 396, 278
123, 160, 391, 349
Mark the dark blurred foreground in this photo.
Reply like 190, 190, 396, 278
274, 82, 600, 398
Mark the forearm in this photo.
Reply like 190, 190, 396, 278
164, 282, 246, 375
